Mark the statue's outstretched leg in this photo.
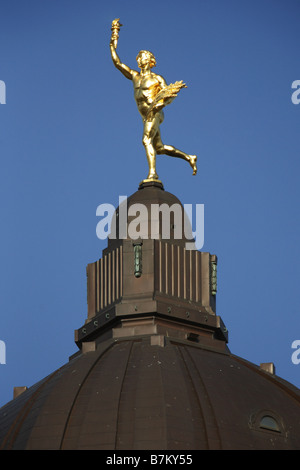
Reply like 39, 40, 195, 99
154, 131, 197, 175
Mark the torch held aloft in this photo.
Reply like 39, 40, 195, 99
111, 18, 122, 48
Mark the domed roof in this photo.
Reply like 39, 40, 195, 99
108, 181, 192, 250
0, 335, 299, 450
0, 182, 299, 450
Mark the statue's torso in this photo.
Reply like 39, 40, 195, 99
133, 72, 164, 118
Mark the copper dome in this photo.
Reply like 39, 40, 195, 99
1, 336, 299, 450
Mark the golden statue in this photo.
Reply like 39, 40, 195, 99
110, 19, 197, 183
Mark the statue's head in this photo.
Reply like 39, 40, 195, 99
136, 50, 156, 69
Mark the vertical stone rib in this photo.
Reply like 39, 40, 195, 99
114, 340, 168, 450
165, 242, 168, 295
189, 250, 193, 301
171, 244, 175, 297
96, 260, 100, 313
0, 371, 61, 450
177, 245, 181, 298
158, 241, 162, 293
183, 247, 186, 299
111, 252, 114, 303
59, 342, 118, 450
160, 343, 209, 449
100, 258, 103, 310
113, 342, 135, 449
195, 251, 199, 302
87, 246, 126, 315
108, 252, 111, 306
86, 264, 95, 319
179, 346, 222, 449
104, 254, 107, 308
116, 247, 119, 301
120, 245, 123, 297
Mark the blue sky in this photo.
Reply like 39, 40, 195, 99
0, 0, 299, 407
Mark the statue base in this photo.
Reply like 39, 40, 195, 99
139, 179, 164, 190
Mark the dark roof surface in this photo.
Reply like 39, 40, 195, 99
1, 335, 299, 450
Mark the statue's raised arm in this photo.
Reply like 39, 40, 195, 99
110, 19, 137, 81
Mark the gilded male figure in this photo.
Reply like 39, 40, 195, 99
110, 19, 197, 181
